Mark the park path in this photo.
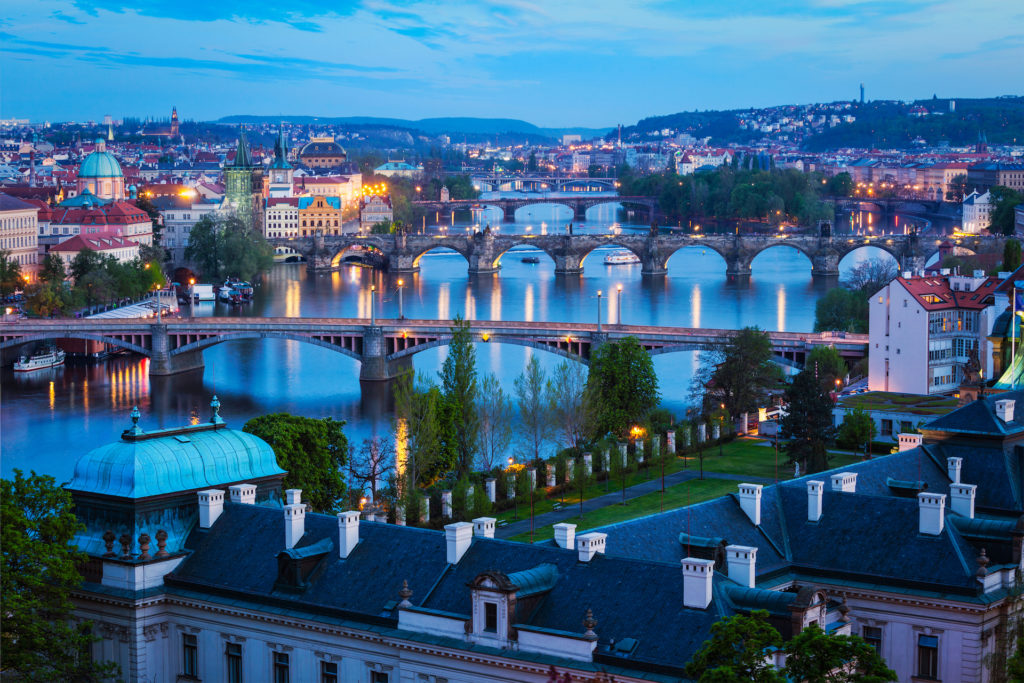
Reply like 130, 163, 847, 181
493, 467, 775, 540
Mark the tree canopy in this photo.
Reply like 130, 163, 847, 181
781, 369, 838, 473
0, 249, 24, 295
185, 214, 273, 281
814, 288, 869, 334
695, 327, 781, 418
243, 413, 349, 513
583, 336, 660, 440
440, 315, 479, 477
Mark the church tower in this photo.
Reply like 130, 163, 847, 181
224, 128, 256, 228
268, 126, 295, 197
171, 106, 179, 138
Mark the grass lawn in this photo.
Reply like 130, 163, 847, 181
508, 477, 739, 543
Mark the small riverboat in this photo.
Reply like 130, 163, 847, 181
521, 256, 541, 264
604, 250, 640, 266
14, 347, 66, 372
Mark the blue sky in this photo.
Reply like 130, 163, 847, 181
1, 0, 1021, 127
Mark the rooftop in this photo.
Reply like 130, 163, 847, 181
836, 391, 959, 416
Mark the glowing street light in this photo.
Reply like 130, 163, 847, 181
396, 278, 405, 319
616, 283, 623, 326
596, 290, 603, 333
370, 284, 376, 326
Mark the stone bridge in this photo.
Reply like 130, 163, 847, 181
272, 230, 1004, 279
470, 176, 618, 193
413, 195, 657, 223
0, 318, 867, 381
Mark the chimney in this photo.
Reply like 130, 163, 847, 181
472, 517, 496, 539
229, 483, 256, 505
899, 433, 923, 452
996, 399, 1015, 423
576, 532, 606, 562
681, 558, 715, 609
830, 472, 857, 493
947, 457, 962, 483
807, 480, 824, 522
918, 492, 946, 536
284, 502, 306, 549
337, 510, 360, 558
726, 545, 757, 588
445, 522, 473, 564
553, 523, 576, 550
197, 489, 224, 529
285, 489, 302, 505
738, 484, 762, 525
950, 484, 976, 519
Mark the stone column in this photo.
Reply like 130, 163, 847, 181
697, 423, 707, 443
741, 412, 749, 436
466, 485, 475, 512
618, 441, 628, 467
810, 251, 840, 278
441, 490, 453, 518
485, 478, 496, 502
712, 423, 721, 440
667, 431, 676, 455
527, 468, 536, 490
583, 453, 592, 476
637, 442, 645, 464
652, 437, 660, 460
396, 505, 406, 526
566, 463, 574, 483
547, 469, 556, 487
359, 325, 391, 382
421, 496, 430, 522
507, 474, 516, 499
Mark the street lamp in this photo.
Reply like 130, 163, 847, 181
596, 290, 602, 333
370, 285, 376, 326
397, 278, 405, 319
616, 284, 623, 326
189, 278, 195, 319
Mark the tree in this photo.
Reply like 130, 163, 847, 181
814, 288, 869, 334
837, 406, 877, 456
843, 258, 897, 295
38, 252, 67, 283
394, 372, 457, 486
1, 470, 119, 682
584, 337, 660, 439
1003, 238, 1022, 273
990, 186, 1023, 236
515, 356, 553, 462
685, 610, 785, 682
0, 249, 24, 295
440, 315, 479, 476
827, 172, 855, 197
477, 373, 513, 471
781, 369, 837, 473
946, 173, 968, 201
695, 327, 781, 419
547, 360, 588, 449
784, 624, 896, 682
24, 282, 74, 318
69, 248, 107, 282
185, 215, 273, 282
807, 345, 848, 391
243, 413, 349, 513
349, 436, 394, 504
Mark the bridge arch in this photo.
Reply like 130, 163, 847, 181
171, 332, 363, 362
578, 241, 645, 268
659, 241, 731, 272
386, 334, 588, 365
491, 241, 556, 269
330, 243, 386, 269
411, 244, 471, 269
0, 332, 151, 356
559, 178, 615, 192
835, 242, 903, 270
508, 201, 575, 222
748, 242, 815, 274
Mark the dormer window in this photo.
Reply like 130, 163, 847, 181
484, 602, 498, 633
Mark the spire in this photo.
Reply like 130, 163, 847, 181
233, 126, 252, 169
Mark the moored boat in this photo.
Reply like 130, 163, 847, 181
604, 249, 640, 265
14, 348, 66, 372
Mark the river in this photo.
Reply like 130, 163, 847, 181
0, 200, 892, 482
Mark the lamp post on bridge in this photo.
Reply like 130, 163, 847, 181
596, 290, 602, 333
370, 285, 376, 326
397, 279, 405, 320
616, 283, 623, 326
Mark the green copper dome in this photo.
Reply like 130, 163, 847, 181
79, 145, 124, 179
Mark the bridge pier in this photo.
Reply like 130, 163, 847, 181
359, 326, 413, 382
554, 254, 583, 276
641, 255, 667, 277
811, 251, 840, 278
149, 325, 205, 376
725, 256, 752, 282
388, 253, 419, 273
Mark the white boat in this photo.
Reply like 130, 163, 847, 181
14, 348, 66, 372
604, 250, 640, 265
192, 284, 215, 301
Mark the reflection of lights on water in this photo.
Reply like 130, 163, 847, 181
691, 284, 701, 328
286, 279, 300, 318
777, 284, 787, 332
490, 284, 501, 322
524, 284, 534, 322
49, 381, 55, 411
438, 283, 450, 321
464, 288, 476, 321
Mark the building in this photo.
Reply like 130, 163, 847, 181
298, 136, 347, 169
917, 162, 968, 201
373, 161, 423, 179
360, 194, 392, 231
152, 195, 220, 263
140, 106, 180, 139
45, 193, 154, 248
68, 393, 1024, 683
961, 190, 993, 234
51, 234, 139, 267
868, 272, 1002, 394
297, 196, 342, 237
266, 128, 294, 198
222, 129, 261, 230
76, 139, 126, 201
966, 163, 1024, 194
831, 391, 958, 443
0, 193, 39, 282
294, 176, 357, 205
265, 197, 299, 238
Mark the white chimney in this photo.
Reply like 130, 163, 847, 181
995, 399, 1015, 423
576, 532, 606, 562
445, 522, 473, 564
726, 545, 757, 588
918, 492, 946, 536
285, 489, 302, 505
738, 484, 762, 525
830, 472, 857, 493
229, 483, 256, 505
553, 523, 576, 550
807, 480, 824, 522
337, 510, 360, 558
472, 517, 496, 539
947, 456, 962, 483
899, 433, 923, 452
950, 483, 976, 519
681, 558, 715, 609
284, 503, 306, 549
197, 489, 225, 529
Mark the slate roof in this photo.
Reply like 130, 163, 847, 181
926, 389, 1024, 436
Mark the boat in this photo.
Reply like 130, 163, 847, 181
219, 278, 254, 305
521, 256, 541, 264
14, 347, 66, 372
604, 250, 641, 266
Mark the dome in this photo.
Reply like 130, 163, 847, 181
68, 414, 285, 499
300, 138, 346, 157
79, 147, 123, 179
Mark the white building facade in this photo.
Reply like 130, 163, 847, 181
962, 190, 993, 234
0, 194, 39, 282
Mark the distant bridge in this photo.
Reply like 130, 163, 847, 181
0, 318, 867, 381
469, 176, 618, 193
271, 230, 1004, 278
413, 195, 656, 223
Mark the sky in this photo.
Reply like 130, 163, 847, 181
1, 0, 1022, 128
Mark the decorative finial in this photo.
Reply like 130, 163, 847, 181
210, 396, 224, 425
127, 406, 143, 435
582, 608, 598, 641
137, 533, 152, 561
155, 529, 169, 558
398, 580, 413, 609
976, 547, 990, 578
102, 530, 116, 558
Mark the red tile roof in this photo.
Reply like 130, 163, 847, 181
896, 275, 999, 311
51, 234, 139, 253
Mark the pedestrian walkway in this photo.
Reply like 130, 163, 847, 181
494, 467, 775, 539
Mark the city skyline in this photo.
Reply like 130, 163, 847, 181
2, 0, 1022, 126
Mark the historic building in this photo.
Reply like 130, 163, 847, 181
266, 128, 294, 198
140, 106, 181, 139
153, 195, 220, 263
298, 195, 342, 236
76, 139, 126, 201
962, 190, 994, 234
51, 234, 139, 266
298, 136, 347, 169
44, 192, 153, 249
373, 160, 423, 178
360, 194, 393, 231
265, 197, 299, 238
0, 193, 39, 282
222, 129, 262, 230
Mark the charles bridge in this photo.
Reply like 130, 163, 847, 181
412, 195, 658, 223
272, 229, 1004, 279
0, 317, 867, 381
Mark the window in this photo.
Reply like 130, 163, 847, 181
918, 634, 938, 679
182, 634, 198, 677
225, 642, 243, 683
880, 419, 893, 437
899, 421, 914, 434
272, 651, 289, 683
484, 602, 498, 633
371, 673, 389, 683
862, 626, 882, 650
320, 661, 338, 683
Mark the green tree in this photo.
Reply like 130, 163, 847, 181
394, 372, 457, 486
584, 336, 660, 439
815, 288, 869, 334
784, 624, 896, 682
837, 406, 877, 456
946, 173, 968, 201
685, 610, 785, 682
184, 215, 222, 278
547, 360, 588, 449
69, 248, 107, 282
781, 369, 838, 473
24, 282, 75, 318
807, 345, 848, 391
1003, 238, 1022, 273
38, 252, 67, 283
185, 215, 272, 281
827, 172, 855, 196
477, 372, 513, 471
695, 327, 781, 419
0, 249, 23, 295
990, 186, 1023, 236
440, 315, 479, 477
243, 413, 349, 513
515, 356, 553, 462
1, 470, 120, 682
